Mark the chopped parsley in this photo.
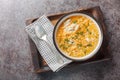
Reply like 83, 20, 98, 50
64, 38, 69, 43
86, 44, 92, 47
77, 44, 82, 47
60, 44, 68, 50
86, 28, 91, 34
76, 32, 84, 35
71, 36, 75, 39
74, 35, 78, 39
80, 32, 83, 35
84, 50, 87, 54
73, 20, 77, 24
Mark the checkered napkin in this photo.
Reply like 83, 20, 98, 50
25, 15, 72, 72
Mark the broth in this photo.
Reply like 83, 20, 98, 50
56, 16, 99, 58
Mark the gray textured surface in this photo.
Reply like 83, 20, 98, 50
0, 0, 120, 80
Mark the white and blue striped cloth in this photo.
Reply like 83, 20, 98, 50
25, 15, 72, 72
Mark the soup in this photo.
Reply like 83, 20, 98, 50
56, 15, 99, 58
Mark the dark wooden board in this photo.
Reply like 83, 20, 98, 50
26, 6, 111, 73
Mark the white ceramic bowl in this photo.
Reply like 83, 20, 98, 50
53, 13, 103, 61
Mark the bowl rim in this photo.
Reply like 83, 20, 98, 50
53, 12, 103, 61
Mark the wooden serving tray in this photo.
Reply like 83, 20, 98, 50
26, 6, 111, 73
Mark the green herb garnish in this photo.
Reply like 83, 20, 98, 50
71, 36, 75, 39
77, 44, 82, 47
76, 32, 84, 35
87, 44, 92, 47
88, 22, 90, 26
83, 24, 87, 27
64, 38, 69, 42
74, 35, 78, 39
63, 46, 68, 50
84, 50, 87, 54
80, 32, 83, 35
86, 28, 91, 34
73, 20, 77, 24
60, 44, 68, 50
86, 28, 89, 32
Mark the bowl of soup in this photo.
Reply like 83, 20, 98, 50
53, 13, 103, 61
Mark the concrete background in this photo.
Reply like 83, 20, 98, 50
0, 0, 120, 80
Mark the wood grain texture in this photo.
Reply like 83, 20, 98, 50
26, 6, 111, 73
1, 0, 120, 80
